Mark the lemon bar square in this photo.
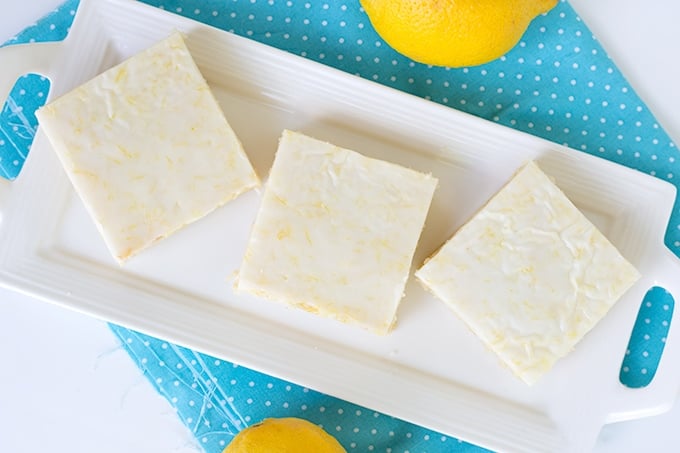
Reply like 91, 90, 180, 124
415, 161, 640, 385
237, 130, 438, 334
36, 32, 259, 263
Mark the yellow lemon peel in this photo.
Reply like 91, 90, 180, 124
223, 417, 347, 453
361, 0, 558, 67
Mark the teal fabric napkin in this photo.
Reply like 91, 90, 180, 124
1, 1, 677, 451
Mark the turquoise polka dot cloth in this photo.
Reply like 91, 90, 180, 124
1, 0, 678, 451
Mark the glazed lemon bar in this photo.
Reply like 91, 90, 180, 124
237, 130, 438, 334
36, 32, 259, 263
415, 161, 640, 385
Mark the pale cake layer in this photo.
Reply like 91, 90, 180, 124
416, 161, 640, 385
36, 32, 259, 263
237, 130, 438, 334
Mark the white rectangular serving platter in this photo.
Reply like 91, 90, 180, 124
1, 0, 680, 451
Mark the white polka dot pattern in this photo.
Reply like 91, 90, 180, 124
620, 287, 675, 388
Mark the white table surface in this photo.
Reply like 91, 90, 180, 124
1, 1, 679, 452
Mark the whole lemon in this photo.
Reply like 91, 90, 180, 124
360, 0, 558, 67
223, 417, 347, 453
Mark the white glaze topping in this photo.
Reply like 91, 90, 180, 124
237, 130, 438, 334
415, 161, 640, 385
36, 32, 259, 263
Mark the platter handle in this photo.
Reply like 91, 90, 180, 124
605, 247, 680, 423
